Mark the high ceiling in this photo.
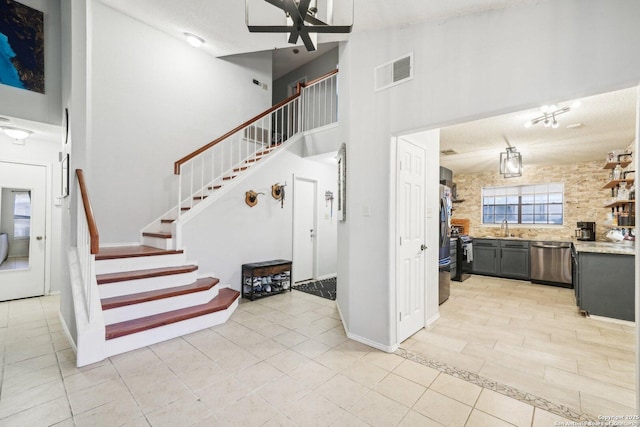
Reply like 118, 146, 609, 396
96, 0, 637, 174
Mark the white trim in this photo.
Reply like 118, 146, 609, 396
58, 310, 77, 355
588, 314, 635, 328
389, 137, 398, 346
347, 330, 399, 354
316, 273, 337, 281
426, 312, 440, 329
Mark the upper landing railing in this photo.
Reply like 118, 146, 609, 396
173, 70, 338, 216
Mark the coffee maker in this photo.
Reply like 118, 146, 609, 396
575, 222, 596, 241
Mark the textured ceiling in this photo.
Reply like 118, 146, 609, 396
436, 87, 638, 174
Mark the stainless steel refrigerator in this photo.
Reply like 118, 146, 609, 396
438, 184, 452, 304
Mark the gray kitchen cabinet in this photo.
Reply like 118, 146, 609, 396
577, 252, 635, 321
472, 239, 499, 276
472, 238, 530, 280
499, 240, 530, 280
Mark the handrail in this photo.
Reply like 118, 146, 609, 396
173, 68, 339, 175
76, 169, 99, 254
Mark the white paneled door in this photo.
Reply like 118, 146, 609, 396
396, 140, 427, 343
0, 162, 47, 301
293, 178, 317, 283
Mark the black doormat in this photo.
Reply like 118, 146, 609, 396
293, 277, 336, 301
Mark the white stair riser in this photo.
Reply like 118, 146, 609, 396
105, 299, 238, 357
142, 235, 175, 250
159, 222, 173, 233
96, 253, 187, 275
98, 270, 198, 299
103, 286, 220, 324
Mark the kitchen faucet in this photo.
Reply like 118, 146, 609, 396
501, 219, 509, 237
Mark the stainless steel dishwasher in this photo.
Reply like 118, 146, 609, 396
530, 241, 573, 288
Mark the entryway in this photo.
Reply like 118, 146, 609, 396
293, 177, 317, 283
0, 161, 47, 301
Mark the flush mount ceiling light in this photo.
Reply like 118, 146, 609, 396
184, 32, 205, 48
500, 146, 522, 178
1, 126, 32, 141
524, 101, 581, 129
246, 0, 353, 52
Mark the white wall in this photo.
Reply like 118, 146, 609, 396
338, 0, 640, 349
181, 137, 337, 290
89, 2, 273, 244
272, 47, 339, 103
0, 0, 61, 125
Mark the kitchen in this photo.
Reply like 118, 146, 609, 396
408, 86, 637, 418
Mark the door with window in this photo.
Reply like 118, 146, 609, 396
0, 162, 46, 300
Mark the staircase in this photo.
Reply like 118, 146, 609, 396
70, 70, 339, 366
94, 245, 239, 357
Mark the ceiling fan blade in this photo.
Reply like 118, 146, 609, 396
247, 25, 295, 33
299, 28, 317, 51
304, 14, 328, 26
296, 0, 311, 16
305, 25, 353, 33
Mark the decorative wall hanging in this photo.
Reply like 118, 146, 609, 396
325, 190, 334, 218
271, 182, 287, 208
337, 143, 346, 221
61, 153, 69, 198
0, 0, 45, 93
245, 190, 264, 207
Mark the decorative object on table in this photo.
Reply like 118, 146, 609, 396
245, 0, 353, 52
337, 143, 346, 221
293, 277, 336, 301
271, 182, 286, 208
245, 190, 264, 207
325, 190, 334, 218
0, 0, 45, 93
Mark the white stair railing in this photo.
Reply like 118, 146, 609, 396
173, 70, 338, 217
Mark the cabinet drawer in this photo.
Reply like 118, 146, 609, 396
499, 240, 529, 249
473, 239, 498, 247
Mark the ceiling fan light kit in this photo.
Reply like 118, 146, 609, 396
246, 0, 353, 51
524, 101, 581, 129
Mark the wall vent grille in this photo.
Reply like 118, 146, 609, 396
374, 53, 413, 92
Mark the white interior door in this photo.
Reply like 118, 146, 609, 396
0, 162, 47, 301
293, 178, 316, 282
396, 140, 427, 342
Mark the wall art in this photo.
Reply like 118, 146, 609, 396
0, 0, 45, 93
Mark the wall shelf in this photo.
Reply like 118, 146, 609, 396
604, 200, 635, 209
603, 179, 634, 189
603, 160, 632, 170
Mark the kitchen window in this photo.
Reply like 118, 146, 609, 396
482, 183, 564, 225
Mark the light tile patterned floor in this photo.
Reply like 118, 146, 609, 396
0, 279, 635, 426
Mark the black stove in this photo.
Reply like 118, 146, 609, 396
453, 235, 473, 282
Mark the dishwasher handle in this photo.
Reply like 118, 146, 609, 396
531, 244, 568, 249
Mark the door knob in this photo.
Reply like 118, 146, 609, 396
36, 236, 43, 240
420, 244, 427, 251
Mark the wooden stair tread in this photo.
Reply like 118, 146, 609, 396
208, 185, 222, 190
222, 175, 237, 181
233, 166, 249, 172
96, 246, 183, 261
97, 265, 198, 284
105, 288, 240, 340
143, 231, 172, 239
160, 219, 175, 224
101, 277, 219, 310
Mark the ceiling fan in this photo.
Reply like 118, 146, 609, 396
246, 0, 353, 51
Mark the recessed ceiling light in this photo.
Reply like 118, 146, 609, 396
566, 123, 584, 129
1, 126, 32, 140
184, 33, 205, 48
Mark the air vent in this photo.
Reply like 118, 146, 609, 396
440, 149, 458, 156
374, 53, 413, 92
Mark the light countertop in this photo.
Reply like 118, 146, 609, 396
573, 241, 635, 256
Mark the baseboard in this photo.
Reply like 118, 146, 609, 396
335, 301, 398, 353
426, 312, 441, 329
316, 273, 337, 281
588, 314, 635, 327
58, 310, 78, 355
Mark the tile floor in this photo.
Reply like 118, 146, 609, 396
0, 256, 29, 271
0, 278, 634, 426
405, 275, 637, 418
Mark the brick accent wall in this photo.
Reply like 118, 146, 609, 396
452, 160, 615, 241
